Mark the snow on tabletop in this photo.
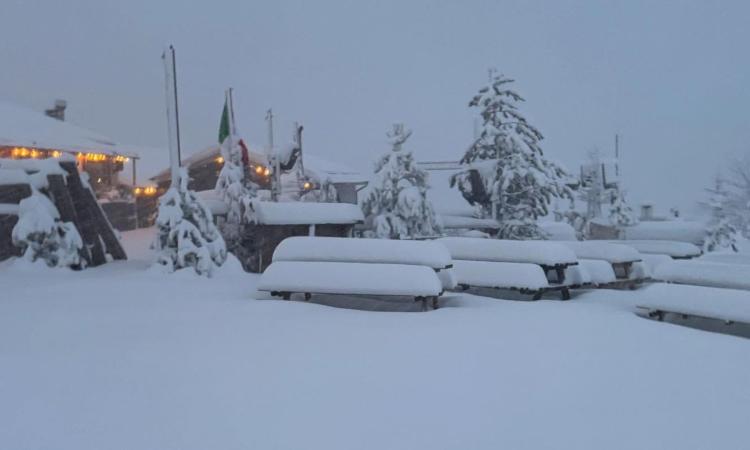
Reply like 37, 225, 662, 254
272, 236, 452, 270
438, 237, 578, 266
562, 241, 641, 263
0, 203, 20, 215
258, 261, 443, 297
604, 240, 702, 258
250, 200, 364, 225
452, 260, 549, 290
700, 252, 750, 266
539, 221, 577, 240
654, 260, 750, 291
629, 261, 651, 280
439, 214, 501, 230
564, 263, 592, 286
638, 283, 750, 323
640, 253, 673, 274
578, 259, 617, 285
621, 220, 706, 245
437, 267, 458, 290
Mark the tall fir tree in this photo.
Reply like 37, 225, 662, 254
451, 73, 571, 239
362, 124, 442, 239
703, 175, 739, 252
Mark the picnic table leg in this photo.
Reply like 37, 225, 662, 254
532, 290, 543, 301
415, 296, 427, 312
304, 293, 312, 301
282, 292, 291, 300
555, 267, 565, 284
432, 296, 439, 310
561, 287, 571, 301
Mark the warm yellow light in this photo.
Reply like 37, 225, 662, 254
134, 187, 143, 195
144, 187, 157, 195
216, 156, 225, 164
264, 167, 271, 176
303, 182, 312, 190
51, 151, 62, 158
77, 152, 84, 160
124, 157, 130, 163
30, 150, 39, 158
254, 165, 263, 174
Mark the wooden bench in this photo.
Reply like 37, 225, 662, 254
258, 261, 444, 310
438, 237, 579, 300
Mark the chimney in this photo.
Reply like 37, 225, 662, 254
45, 99, 67, 121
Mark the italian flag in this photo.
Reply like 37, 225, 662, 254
218, 96, 251, 169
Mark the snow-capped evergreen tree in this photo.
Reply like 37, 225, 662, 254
155, 169, 227, 276
450, 73, 571, 239
703, 176, 739, 252
12, 192, 84, 268
362, 124, 442, 239
215, 136, 257, 224
722, 156, 750, 238
605, 188, 638, 227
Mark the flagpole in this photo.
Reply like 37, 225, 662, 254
170, 45, 182, 167
162, 46, 181, 189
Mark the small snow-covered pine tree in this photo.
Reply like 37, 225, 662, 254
703, 176, 739, 252
450, 73, 572, 239
605, 188, 638, 227
362, 124, 442, 239
12, 192, 84, 268
154, 169, 227, 276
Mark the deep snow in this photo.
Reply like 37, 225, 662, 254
1, 228, 749, 450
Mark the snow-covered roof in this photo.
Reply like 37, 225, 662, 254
0, 101, 137, 157
252, 201, 364, 225
150, 144, 367, 186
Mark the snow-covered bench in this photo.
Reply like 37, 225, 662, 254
561, 241, 647, 288
653, 260, 750, 291
272, 236, 455, 290
258, 261, 444, 310
636, 284, 750, 326
259, 237, 450, 310
452, 260, 556, 299
603, 240, 702, 260
437, 237, 579, 300
564, 259, 617, 288
273, 236, 452, 271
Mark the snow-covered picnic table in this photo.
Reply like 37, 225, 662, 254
637, 283, 750, 325
602, 240, 702, 259
437, 237, 579, 300
561, 241, 647, 287
653, 260, 750, 291
259, 237, 448, 310
273, 236, 452, 270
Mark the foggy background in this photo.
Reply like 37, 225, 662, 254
2, 0, 748, 214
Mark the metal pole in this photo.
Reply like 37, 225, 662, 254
171, 45, 182, 167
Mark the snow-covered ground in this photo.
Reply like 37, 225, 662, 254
1, 228, 749, 450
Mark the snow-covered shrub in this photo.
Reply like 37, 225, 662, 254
450, 73, 571, 240
703, 176, 739, 252
11, 192, 83, 268
361, 124, 442, 239
605, 189, 638, 227
155, 169, 227, 276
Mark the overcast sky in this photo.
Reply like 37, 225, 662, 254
2, 0, 749, 213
